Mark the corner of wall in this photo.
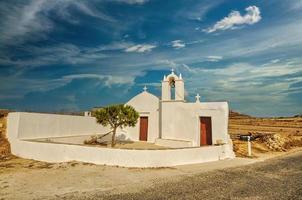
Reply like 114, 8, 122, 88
7, 112, 21, 140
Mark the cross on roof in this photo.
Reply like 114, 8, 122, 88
171, 68, 174, 74
195, 93, 200, 102
143, 85, 147, 91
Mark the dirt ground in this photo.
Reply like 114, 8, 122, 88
101, 150, 302, 200
1, 148, 301, 200
0, 155, 253, 200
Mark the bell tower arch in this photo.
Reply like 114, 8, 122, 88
161, 69, 184, 101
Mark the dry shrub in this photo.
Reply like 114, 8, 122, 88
84, 136, 98, 145
283, 136, 302, 149
258, 133, 302, 151
0, 116, 12, 160
294, 130, 301, 136
259, 133, 289, 151
84, 135, 108, 146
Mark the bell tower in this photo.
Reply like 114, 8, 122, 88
161, 69, 184, 101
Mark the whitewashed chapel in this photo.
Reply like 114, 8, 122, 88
120, 70, 233, 150
7, 69, 234, 167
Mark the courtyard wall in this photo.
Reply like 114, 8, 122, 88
7, 112, 235, 167
11, 112, 109, 140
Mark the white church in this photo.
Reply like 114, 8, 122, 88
7, 69, 234, 167
119, 69, 234, 150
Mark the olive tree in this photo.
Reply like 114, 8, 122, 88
94, 104, 139, 147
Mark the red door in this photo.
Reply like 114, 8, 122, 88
139, 117, 148, 141
200, 117, 212, 146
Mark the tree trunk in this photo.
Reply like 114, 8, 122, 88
111, 127, 117, 147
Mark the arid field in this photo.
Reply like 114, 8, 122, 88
229, 111, 302, 157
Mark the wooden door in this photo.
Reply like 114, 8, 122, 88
200, 117, 212, 146
139, 117, 148, 141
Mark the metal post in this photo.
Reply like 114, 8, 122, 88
247, 136, 252, 157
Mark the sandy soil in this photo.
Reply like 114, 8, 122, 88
0, 151, 260, 200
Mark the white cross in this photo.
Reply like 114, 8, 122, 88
143, 85, 147, 91
195, 93, 200, 102
171, 68, 174, 74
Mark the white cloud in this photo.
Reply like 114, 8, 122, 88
92, 42, 133, 51
269, 59, 280, 64
204, 6, 261, 33
114, 0, 149, 4
171, 40, 186, 49
125, 44, 156, 53
0, 1, 51, 45
206, 55, 223, 62
0, 42, 135, 68
290, 0, 302, 10
158, 60, 178, 69
62, 74, 134, 87
172, 59, 302, 116
180, 0, 224, 22
0, 1, 115, 45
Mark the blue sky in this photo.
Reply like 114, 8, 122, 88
0, 0, 302, 116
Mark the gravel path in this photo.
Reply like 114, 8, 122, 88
64, 151, 302, 200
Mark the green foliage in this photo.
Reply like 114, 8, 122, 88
94, 104, 139, 147
94, 104, 139, 129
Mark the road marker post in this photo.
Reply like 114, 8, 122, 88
247, 136, 252, 157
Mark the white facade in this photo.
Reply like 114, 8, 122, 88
123, 70, 233, 150
125, 90, 160, 142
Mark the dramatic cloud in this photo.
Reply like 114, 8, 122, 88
125, 44, 156, 53
171, 40, 186, 49
169, 59, 302, 116
204, 6, 261, 33
0, 1, 115, 45
0, 1, 301, 116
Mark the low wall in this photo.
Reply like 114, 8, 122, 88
9, 141, 233, 168
7, 112, 235, 167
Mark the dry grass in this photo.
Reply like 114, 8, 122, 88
0, 116, 12, 160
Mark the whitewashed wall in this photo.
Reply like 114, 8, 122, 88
161, 101, 229, 146
7, 112, 235, 167
9, 112, 109, 139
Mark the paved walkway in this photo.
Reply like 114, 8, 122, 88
69, 150, 302, 200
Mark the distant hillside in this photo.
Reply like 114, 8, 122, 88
229, 110, 252, 119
